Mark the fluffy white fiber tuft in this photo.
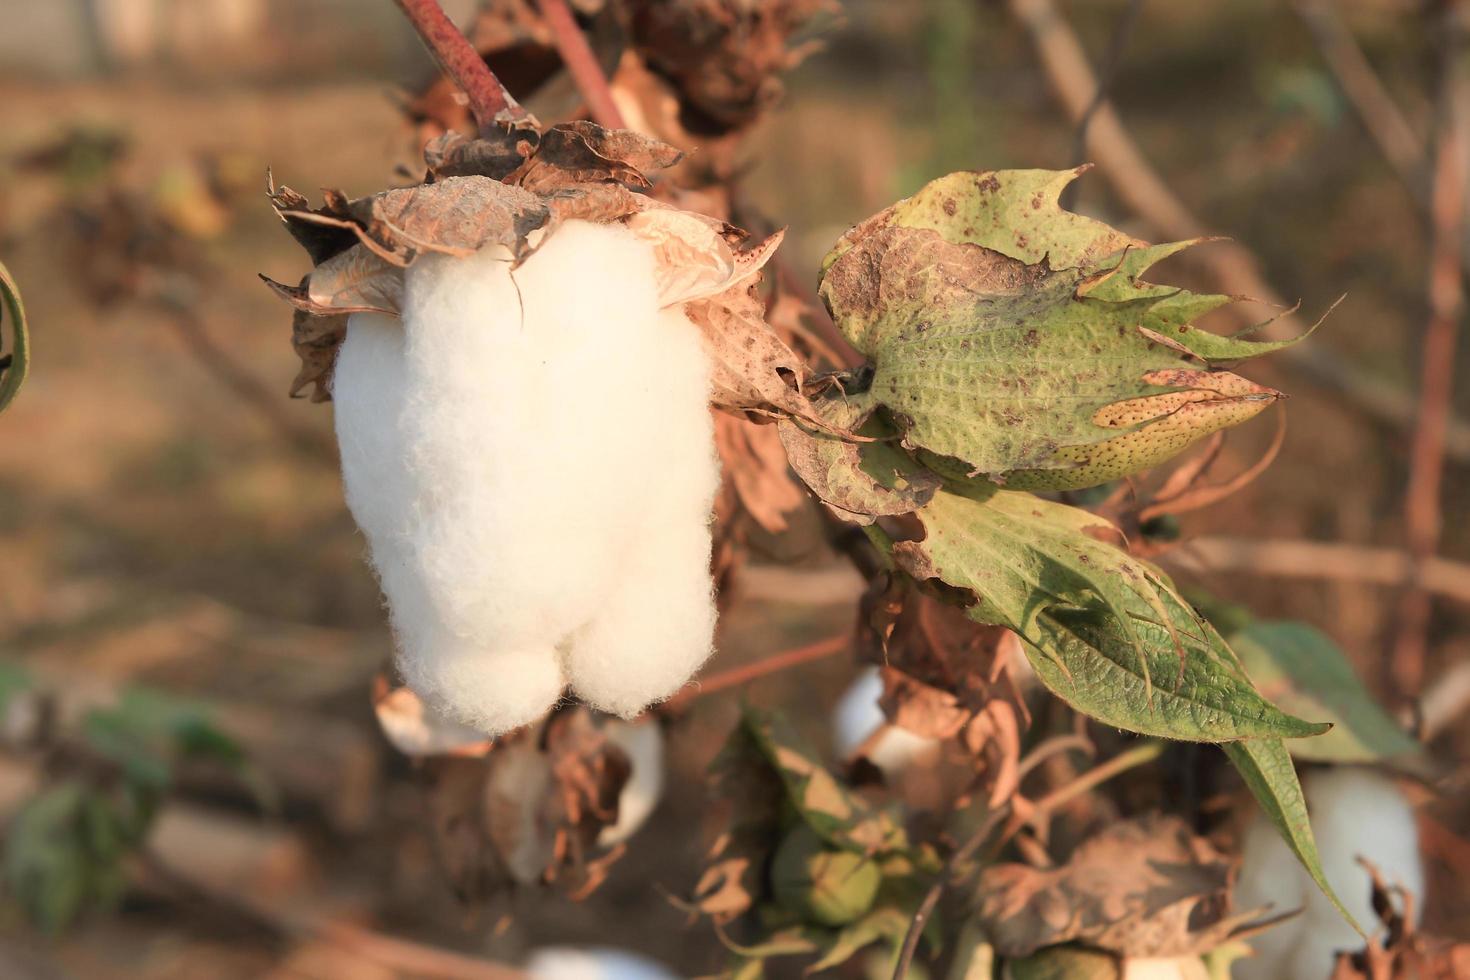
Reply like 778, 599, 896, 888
1232, 766, 1423, 980
333, 220, 719, 734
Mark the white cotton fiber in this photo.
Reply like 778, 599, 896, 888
526, 947, 679, 980
831, 666, 940, 780
597, 718, 666, 848
332, 220, 719, 734
1232, 766, 1424, 980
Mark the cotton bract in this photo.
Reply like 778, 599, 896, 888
334, 220, 719, 735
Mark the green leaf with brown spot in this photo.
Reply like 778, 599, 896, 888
885, 485, 1329, 742
816, 170, 1311, 489
0, 261, 30, 415
1222, 737, 1363, 935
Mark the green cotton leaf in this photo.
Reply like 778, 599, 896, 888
739, 707, 910, 855
1222, 738, 1362, 935
806, 904, 912, 973
0, 261, 29, 415
817, 170, 1310, 490
886, 485, 1329, 742
1229, 622, 1421, 764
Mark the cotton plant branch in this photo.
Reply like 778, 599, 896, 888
1293, 0, 1428, 200
1393, 7, 1470, 698
1161, 536, 1470, 606
661, 632, 851, 710
538, 0, 628, 129
1006, 0, 1470, 463
392, 0, 535, 129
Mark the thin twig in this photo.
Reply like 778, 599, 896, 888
1393, 7, 1469, 698
1293, 0, 1427, 198
163, 305, 336, 460
1026, 740, 1164, 821
1007, 0, 1470, 463
538, 0, 626, 129
891, 805, 1011, 980
1161, 536, 1470, 605
1014, 732, 1095, 783
392, 0, 534, 130
661, 633, 851, 710
142, 849, 526, 980
1062, 0, 1146, 209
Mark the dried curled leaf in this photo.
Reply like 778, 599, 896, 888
817, 170, 1311, 489
777, 416, 941, 525
288, 308, 347, 403
976, 814, 1277, 959
266, 121, 806, 414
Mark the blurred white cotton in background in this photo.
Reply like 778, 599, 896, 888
831, 666, 940, 780
597, 718, 666, 848
527, 947, 680, 980
1233, 766, 1423, 980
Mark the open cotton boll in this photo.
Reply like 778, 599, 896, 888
333, 220, 718, 735
1289, 767, 1422, 977
526, 947, 680, 980
597, 719, 666, 848
1121, 958, 1209, 980
1231, 799, 1306, 980
1232, 766, 1423, 980
831, 666, 941, 780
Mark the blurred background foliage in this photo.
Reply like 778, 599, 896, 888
0, 0, 1465, 977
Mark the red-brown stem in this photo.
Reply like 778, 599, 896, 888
662, 633, 850, 709
1394, 10, 1468, 698
538, 0, 627, 129
391, 0, 533, 130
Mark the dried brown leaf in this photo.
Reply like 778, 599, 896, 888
976, 814, 1276, 959
684, 276, 809, 417
511, 121, 682, 194
288, 308, 347, 402
714, 411, 806, 534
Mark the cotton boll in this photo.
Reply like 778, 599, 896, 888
333, 220, 717, 735
1231, 800, 1306, 980
526, 947, 679, 980
1232, 766, 1423, 980
597, 718, 666, 848
831, 667, 940, 780
1288, 767, 1422, 976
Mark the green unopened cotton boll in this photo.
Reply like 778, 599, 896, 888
769, 824, 881, 927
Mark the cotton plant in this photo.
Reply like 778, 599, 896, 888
265, 123, 790, 736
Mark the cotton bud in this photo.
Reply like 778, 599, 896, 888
832, 666, 941, 780
597, 718, 666, 848
769, 824, 882, 927
1232, 766, 1423, 980
333, 220, 719, 736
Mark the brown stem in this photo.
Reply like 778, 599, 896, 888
891, 805, 1011, 980
1161, 536, 1470, 605
1394, 8, 1469, 698
391, 0, 534, 130
661, 633, 850, 710
538, 0, 627, 130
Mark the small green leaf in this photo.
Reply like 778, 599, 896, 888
1221, 737, 1362, 935
740, 707, 910, 854
817, 170, 1308, 489
1229, 622, 1421, 763
886, 486, 1328, 742
0, 261, 29, 415
807, 905, 911, 972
